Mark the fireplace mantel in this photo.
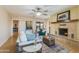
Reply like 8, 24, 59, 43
51, 19, 79, 24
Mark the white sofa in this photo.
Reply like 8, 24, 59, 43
16, 30, 42, 46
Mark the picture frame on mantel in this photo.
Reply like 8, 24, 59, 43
57, 10, 70, 22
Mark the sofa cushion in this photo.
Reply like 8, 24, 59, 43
26, 30, 33, 35
19, 31, 27, 42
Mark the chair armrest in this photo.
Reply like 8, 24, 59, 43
18, 40, 35, 46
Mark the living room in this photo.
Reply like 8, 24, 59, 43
0, 5, 79, 53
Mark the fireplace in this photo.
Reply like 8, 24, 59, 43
59, 28, 68, 36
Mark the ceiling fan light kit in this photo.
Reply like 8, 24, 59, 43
32, 7, 48, 17
36, 12, 42, 16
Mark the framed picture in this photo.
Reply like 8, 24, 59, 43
57, 10, 70, 22
26, 21, 32, 29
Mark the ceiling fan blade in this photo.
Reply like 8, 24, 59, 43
42, 13, 48, 16
44, 10, 48, 12
32, 9, 36, 12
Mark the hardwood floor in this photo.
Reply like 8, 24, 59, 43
55, 39, 79, 53
0, 32, 79, 53
0, 32, 18, 53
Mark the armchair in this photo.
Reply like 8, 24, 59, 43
38, 29, 46, 36
16, 30, 42, 52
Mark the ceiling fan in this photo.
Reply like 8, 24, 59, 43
32, 7, 48, 16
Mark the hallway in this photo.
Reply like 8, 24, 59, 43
0, 32, 18, 53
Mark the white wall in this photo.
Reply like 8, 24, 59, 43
0, 7, 11, 47
18, 20, 26, 32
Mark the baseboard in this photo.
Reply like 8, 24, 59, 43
0, 36, 11, 47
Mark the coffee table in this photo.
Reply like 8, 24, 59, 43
23, 43, 42, 53
43, 35, 55, 46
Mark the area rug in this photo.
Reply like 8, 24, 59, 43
42, 43, 69, 53
16, 43, 69, 53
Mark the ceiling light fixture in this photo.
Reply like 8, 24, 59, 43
36, 12, 42, 16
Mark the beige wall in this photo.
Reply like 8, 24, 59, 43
49, 6, 79, 22
0, 7, 11, 47
70, 6, 79, 20
77, 21, 79, 41
49, 6, 79, 42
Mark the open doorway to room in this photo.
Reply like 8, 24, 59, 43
36, 22, 44, 32
36, 22, 46, 36
13, 20, 19, 33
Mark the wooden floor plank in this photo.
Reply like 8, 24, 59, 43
0, 32, 18, 53
55, 39, 79, 53
0, 32, 79, 53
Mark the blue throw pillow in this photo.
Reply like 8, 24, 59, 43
26, 34, 36, 41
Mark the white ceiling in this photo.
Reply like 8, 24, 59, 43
3, 5, 75, 19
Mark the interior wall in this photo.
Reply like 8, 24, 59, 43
49, 6, 79, 41
18, 20, 26, 32
0, 7, 11, 47
11, 17, 33, 33
11, 16, 49, 33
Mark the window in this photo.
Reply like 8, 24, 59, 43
36, 22, 44, 32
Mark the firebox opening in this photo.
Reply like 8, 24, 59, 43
59, 28, 68, 36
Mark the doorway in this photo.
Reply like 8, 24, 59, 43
36, 22, 44, 32
13, 20, 19, 33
